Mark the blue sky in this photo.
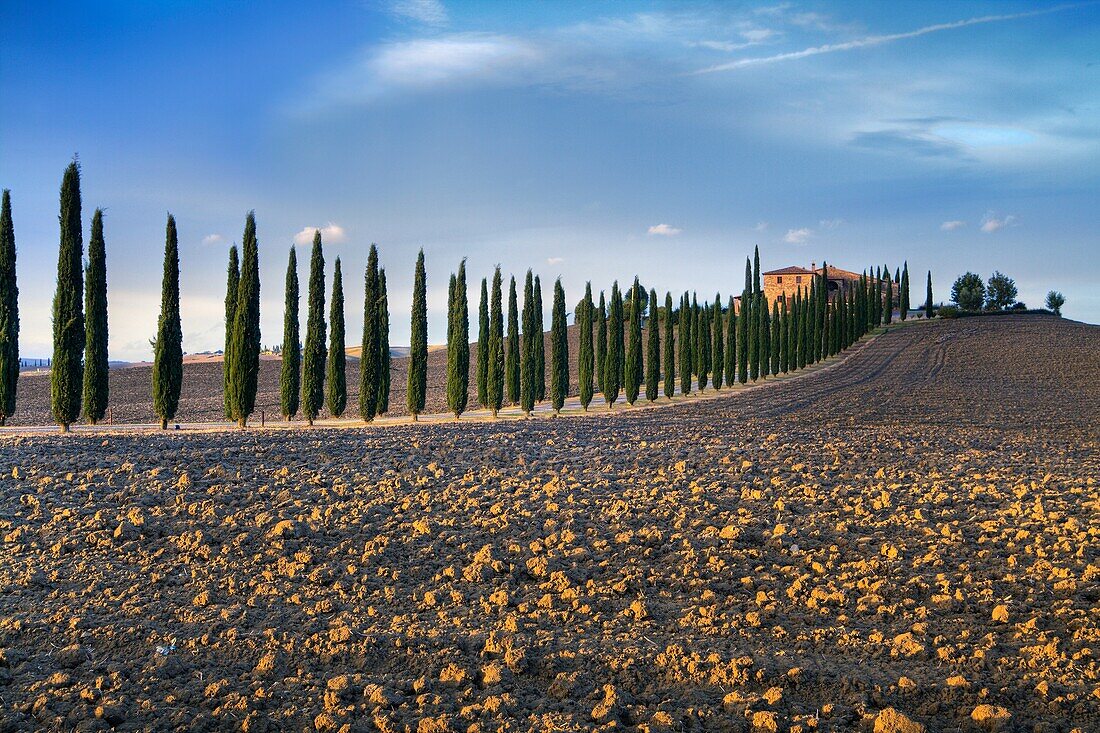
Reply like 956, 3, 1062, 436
2, 1, 1098, 360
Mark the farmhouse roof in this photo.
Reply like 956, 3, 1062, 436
763, 266, 814, 276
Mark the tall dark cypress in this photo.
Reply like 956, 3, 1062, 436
152, 213, 183, 429
327, 258, 346, 418
770, 301, 780, 375
873, 266, 883, 326
51, 162, 84, 431
360, 245, 379, 420
724, 295, 736, 387
925, 271, 934, 319
663, 292, 675, 399
780, 299, 790, 373
228, 212, 261, 427
301, 231, 326, 425
407, 250, 427, 419
884, 264, 893, 325
83, 208, 109, 424
712, 294, 724, 390
624, 279, 641, 405
900, 262, 910, 321
223, 245, 239, 420
646, 288, 660, 402
758, 292, 770, 380
578, 282, 594, 410
476, 277, 489, 408
533, 275, 545, 402
550, 278, 568, 414
377, 269, 391, 416
695, 298, 709, 392
753, 245, 762, 294
487, 267, 504, 416
280, 246, 300, 420
747, 296, 758, 380
796, 290, 806, 369
604, 282, 622, 408
678, 293, 692, 395
737, 293, 750, 384
0, 190, 17, 425
447, 260, 469, 418
520, 270, 536, 416
505, 276, 520, 405
595, 292, 607, 397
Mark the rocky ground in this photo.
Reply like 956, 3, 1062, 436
0, 315, 1097, 732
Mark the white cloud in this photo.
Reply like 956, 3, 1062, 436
294, 223, 348, 245
940, 220, 967, 231
647, 223, 682, 236
784, 227, 813, 244
818, 218, 844, 229
201, 234, 224, 246
980, 213, 1017, 233
546, 256, 564, 265
388, 0, 447, 26
753, 221, 769, 231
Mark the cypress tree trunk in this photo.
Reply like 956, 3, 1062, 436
578, 283, 594, 410
487, 267, 504, 416
223, 246, 239, 420
646, 288, 660, 401
280, 246, 300, 420
534, 275, 545, 402
83, 208, 109, 424
711, 294, 724, 391
377, 269, 391, 416
447, 260, 470, 418
407, 251, 428, 419
52, 162, 84, 431
0, 190, 17, 425
301, 231, 326, 425
604, 282, 622, 408
884, 264, 893, 324
679, 293, 692, 395
359, 245, 379, 420
724, 295, 736, 386
505, 276, 520, 404
925, 271, 934, 318
476, 277, 489, 408
550, 278, 568, 414
624, 280, 641, 405
663, 292, 675, 399
326, 258, 347, 418
228, 211, 261, 428
520, 270, 536, 416
152, 213, 183, 429
595, 292, 607, 400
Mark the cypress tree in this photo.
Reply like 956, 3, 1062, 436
487, 267, 504, 416
83, 208, 109, 424
753, 245, 761, 294
724, 295, 736, 386
819, 263, 830, 362
884, 264, 893, 324
712, 293, 724, 391
646, 287, 660, 402
477, 277, 489, 408
520, 270, 536, 416
696, 299, 710, 392
280, 246, 300, 420
759, 292, 770, 380
505, 276, 520, 404
747, 295, 758, 380
780, 299, 790, 373
447, 260, 469, 418
578, 282, 594, 410
359, 245, 379, 420
873, 266, 882, 326
223, 245, 239, 420
604, 282, 622, 408
534, 275, 545, 402
152, 212, 183, 429
595, 292, 607, 398
0, 190, 17, 425
795, 290, 806, 370
624, 279, 641, 405
808, 276, 820, 364
679, 293, 692, 394
900, 262, 910, 320
407, 250, 427, 419
770, 301, 780, 375
227, 212, 261, 427
663, 292, 675, 399
301, 231, 326, 425
737, 288, 750, 384
377, 268, 391, 415
925, 271, 934, 318
327, 258, 346, 418
51, 161, 84, 431
550, 278, 568, 414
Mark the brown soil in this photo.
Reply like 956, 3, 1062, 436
0, 315, 1097, 732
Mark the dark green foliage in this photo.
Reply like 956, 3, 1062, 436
809, 276, 819, 364
899, 262, 910, 320
550, 278, 568, 413
83, 209, 109, 424
520, 271, 537, 415
747, 297, 758, 380
985, 271, 1018, 310
505, 276, 520, 404
663, 292, 675, 399
578, 283, 594, 410
737, 287, 749, 384
359, 245, 380, 420
475, 278, 488, 407
51, 162, 84, 430
604, 282, 622, 407
770, 301, 780, 375
624, 279, 641, 405
327, 258, 347, 418
950, 271, 984, 311
679, 293, 692, 394
595, 292, 607, 399
874, 266, 884, 325
533, 276, 545, 402
724, 295, 736, 386
447, 260, 470, 418
152, 213, 183, 428
377, 269, 390, 415
223, 246, 239, 420
696, 299, 710, 392
301, 232, 326, 424
780, 299, 790, 373
0, 190, 17, 424
884, 263, 893, 324
796, 290, 806, 369
487, 268, 505, 415
407, 251, 427, 418
753, 245, 761, 294
711, 294, 724, 390
227, 212, 261, 427
1045, 290, 1065, 316
925, 271, 934, 318
646, 288, 660, 401
758, 292, 769, 380
280, 246, 300, 420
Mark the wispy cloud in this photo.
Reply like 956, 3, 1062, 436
648, 223, 682, 236
818, 218, 844, 230
201, 234, 224, 246
695, 5, 1080, 73
940, 220, 967, 231
388, 0, 448, 26
294, 223, 348, 245
546, 256, 564, 265
784, 227, 813, 244
980, 213, 1017, 233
